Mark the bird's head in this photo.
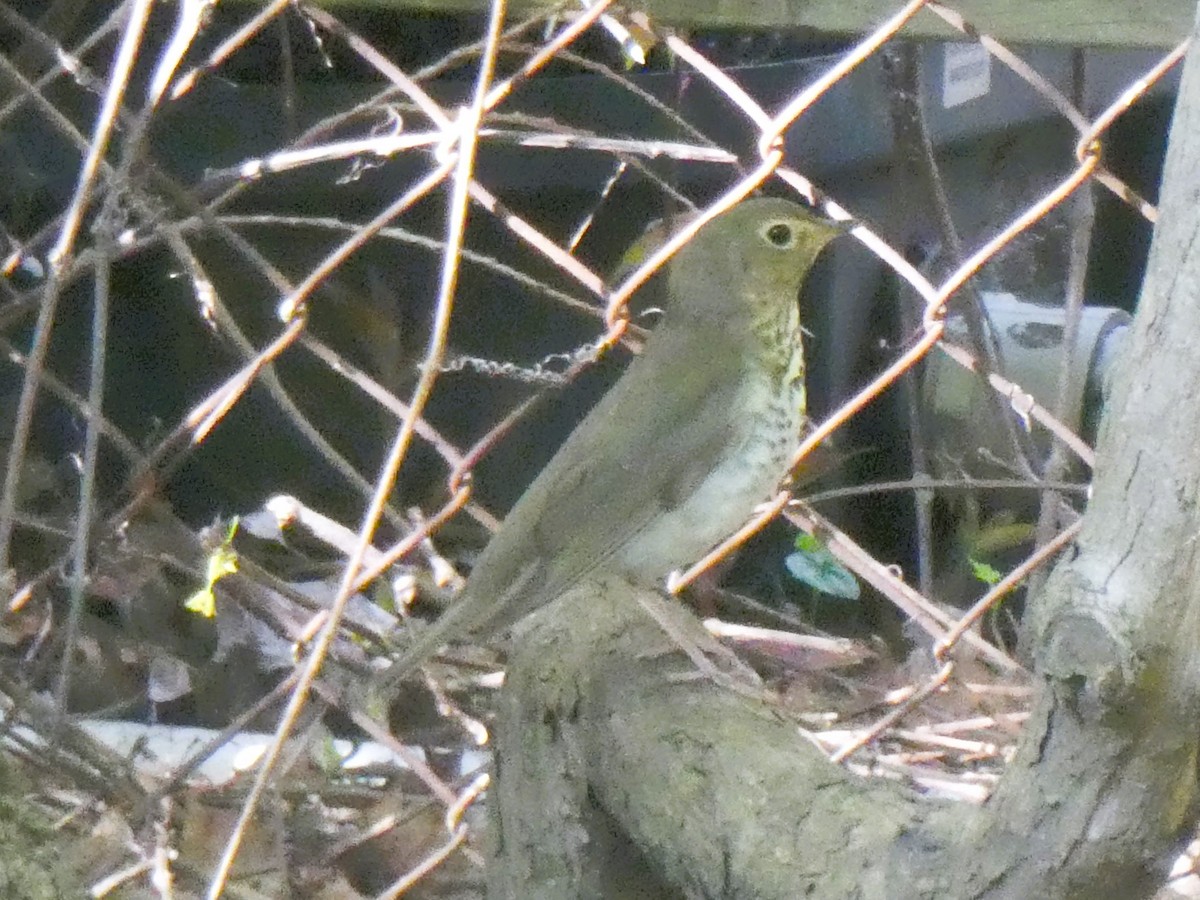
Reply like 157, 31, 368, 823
668, 197, 846, 330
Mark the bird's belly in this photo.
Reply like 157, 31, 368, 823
615, 403, 797, 578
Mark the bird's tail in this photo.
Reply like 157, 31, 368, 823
370, 594, 482, 695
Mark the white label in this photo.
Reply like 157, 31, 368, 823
942, 42, 991, 108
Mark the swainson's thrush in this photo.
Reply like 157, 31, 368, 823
382, 197, 843, 685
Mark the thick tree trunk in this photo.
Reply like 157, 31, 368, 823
490, 579, 976, 899
489, 6, 1200, 897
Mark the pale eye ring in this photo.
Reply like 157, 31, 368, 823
761, 220, 796, 249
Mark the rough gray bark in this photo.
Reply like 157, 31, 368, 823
960, 1, 1200, 888
0, 759, 89, 898
488, 6, 1200, 898
489, 578, 977, 899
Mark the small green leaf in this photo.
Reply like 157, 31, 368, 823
313, 733, 347, 775
184, 518, 241, 619
785, 536, 860, 601
794, 532, 822, 553
373, 578, 397, 615
969, 557, 1002, 586
184, 588, 216, 618
204, 544, 239, 582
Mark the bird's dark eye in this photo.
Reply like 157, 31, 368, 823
763, 222, 795, 248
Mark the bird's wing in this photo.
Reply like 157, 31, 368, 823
461, 323, 749, 634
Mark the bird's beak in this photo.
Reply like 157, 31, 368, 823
823, 216, 855, 238
812, 215, 851, 250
